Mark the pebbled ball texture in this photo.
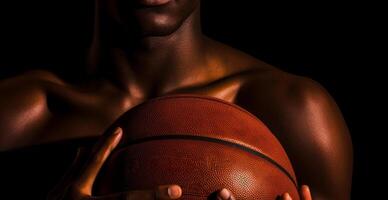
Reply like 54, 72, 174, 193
94, 94, 300, 200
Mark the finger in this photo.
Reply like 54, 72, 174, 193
280, 193, 292, 200
217, 188, 236, 200
90, 185, 182, 200
162, 185, 183, 199
73, 127, 123, 195
300, 185, 312, 200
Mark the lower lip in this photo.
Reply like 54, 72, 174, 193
136, 0, 172, 6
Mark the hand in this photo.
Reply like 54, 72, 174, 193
47, 127, 183, 200
215, 185, 312, 200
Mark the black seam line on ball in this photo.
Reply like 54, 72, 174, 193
125, 134, 298, 187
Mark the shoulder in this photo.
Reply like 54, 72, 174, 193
237, 69, 353, 199
0, 69, 64, 111
205, 37, 345, 123
241, 70, 351, 149
0, 70, 64, 151
238, 67, 338, 119
205, 37, 343, 120
0, 70, 60, 111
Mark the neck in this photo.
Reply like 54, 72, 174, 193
86, 3, 209, 98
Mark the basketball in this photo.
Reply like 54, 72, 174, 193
94, 94, 300, 200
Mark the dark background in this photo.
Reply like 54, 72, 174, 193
0, 1, 381, 199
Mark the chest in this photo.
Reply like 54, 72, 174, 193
38, 76, 250, 143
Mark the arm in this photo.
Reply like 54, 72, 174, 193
239, 75, 353, 200
0, 70, 66, 151
283, 78, 353, 200
0, 74, 48, 151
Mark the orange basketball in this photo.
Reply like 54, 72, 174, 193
94, 94, 300, 200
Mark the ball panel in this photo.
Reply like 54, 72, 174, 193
95, 139, 299, 200
112, 95, 297, 182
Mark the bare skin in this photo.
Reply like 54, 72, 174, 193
0, 0, 352, 199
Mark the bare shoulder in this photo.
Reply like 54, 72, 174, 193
244, 69, 338, 109
238, 66, 349, 138
0, 69, 64, 102
0, 70, 61, 113
0, 70, 64, 151
236, 67, 353, 199
206, 37, 340, 112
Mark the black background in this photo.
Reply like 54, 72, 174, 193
0, 1, 381, 199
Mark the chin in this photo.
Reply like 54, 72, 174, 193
130, 9, 187, 36
106, 0, 199, 37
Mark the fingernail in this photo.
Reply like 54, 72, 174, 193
112, 128, 122, 146
302, 185, 310, 192
283, 193, 292, 200
114, 127, 122, 135
301, 185, 310, 195
167, 185, 182, 198
218, 188, 231, 200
